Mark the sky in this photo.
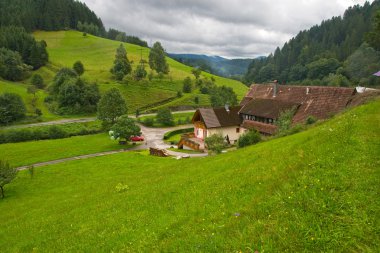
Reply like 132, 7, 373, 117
82, 0, 370, 59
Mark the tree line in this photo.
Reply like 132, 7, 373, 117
0, 0, 148, 48
244, 1, 380, 87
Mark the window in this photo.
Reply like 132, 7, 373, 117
236, 128, 240, 133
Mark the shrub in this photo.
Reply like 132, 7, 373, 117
143, 118, 154, 127
31, 74, 45, 89
276, 107, 297, 135
48, 126, 67, 139
182, 77, 192, 93
238, 130, 261, 148
0, 93, 27, 125
205, 134, 225, 154
156, 108, 174, 126
194, 96, 199, 104
306, 116, 317, 125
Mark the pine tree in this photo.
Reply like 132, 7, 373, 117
110, 44, 131, 81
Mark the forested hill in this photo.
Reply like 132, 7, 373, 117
0, 0, 147, 47
169, 53, 254, 79
0, 0, 104, 34
244, 0, 380, 87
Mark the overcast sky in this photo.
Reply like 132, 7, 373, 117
82, 0, 370, 59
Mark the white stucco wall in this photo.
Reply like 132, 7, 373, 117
207, 126, 242, 143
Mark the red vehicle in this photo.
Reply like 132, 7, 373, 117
130, 135, 144, 142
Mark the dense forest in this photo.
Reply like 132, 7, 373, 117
0, 0, 148, 47
244, 0, 380, 87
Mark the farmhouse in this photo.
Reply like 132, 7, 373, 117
179, 82, 359, 150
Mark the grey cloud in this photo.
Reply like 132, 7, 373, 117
82, 0, 370, 58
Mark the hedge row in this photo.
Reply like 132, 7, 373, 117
0, 121, 103, 144
163, 128, 194, 140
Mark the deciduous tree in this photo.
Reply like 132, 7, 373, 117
97, 88, 127, 126
0, 160, 17, 198
149, 42, 169, 74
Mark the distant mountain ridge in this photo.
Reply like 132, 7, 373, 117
169, 53, 259, 78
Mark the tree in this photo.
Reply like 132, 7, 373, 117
0, 93, 26, 125
156, 108, 174, 126
133, 63, 147, 80
0, 160, 17, 198
237, 130, 261, 148
366, 10, 380, 51
191, 68, 201, 79
73, 60, 85, 76
110, 44, 131, 81
31, 74, 45, 89
97, 88, 127, 126
110, 115, 141, 144
182, 77, 192, 93
0, 48, 31, 81
307, 58, 341, 80
205, 134, 225, 154
149, 42, 169, 74
210, 86, 238, 107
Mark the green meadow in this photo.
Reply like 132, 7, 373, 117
0, 31, 247, 124
1, 99, 379, 252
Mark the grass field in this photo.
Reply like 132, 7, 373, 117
0, 100, 378, 251
0, 133, 128, 167
1, 31, 247, 124
32, 30, 248, 112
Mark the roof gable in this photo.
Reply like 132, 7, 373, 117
193, 106, 242, 129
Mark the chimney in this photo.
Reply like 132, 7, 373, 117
225, 103, 230, 113
272, 80, 278, 97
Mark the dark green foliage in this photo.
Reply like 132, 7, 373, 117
0, 93, 26, 125
31, 74, 45, 89
322, 74, 351, 87
107, 29, 148, 47
156, 108, 174, 126
205, 134, 225, 154
143, 118, 154, 127
0, 122, 103, 144
194, 96, 199, 104
149, 42, 169, 74
49, 68, 100, 114
366, 10, 380, 51
0, 48, 31, 81
306, 116, 317, 125
110, 115, 141, 142
191, 68, 201, 79
0, 0, 105, 33
0, 160, 17, 198
111, 44, 131, 81
237, 130, 261, 148
176, 91, 183, 98
133, 64, 147, 80
182, 77, 192, 93
276, 108, 297, 136
97, 88, 127, 125
0, 26, 48, 70
244, 1, 380, 85
343, 43, 380, 86
210, 86, 238, 107
73, 60, 85, 76
306, 58, 341, 80
77, 21, 101, 36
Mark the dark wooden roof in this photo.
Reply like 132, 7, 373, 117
242, 120, 277, 135
239, 98, 300, 119
192, 106, 242, 128
241, 84, 356, 123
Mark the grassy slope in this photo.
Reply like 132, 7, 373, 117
0, 133, 127, 167
1, 100, 379, 251
33, 31, 248, 111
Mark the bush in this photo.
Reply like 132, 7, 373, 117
156, 108, 174, 126
143, 118, 154, 127
31, 74, 45, 89
205, 134, 225, 154
0, 93, 27, 125
182, 77, 192, 93
238, 130, 261, 148
0, 121, 103, 144
276, 107, 297, 135
306, 116, 317, 125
